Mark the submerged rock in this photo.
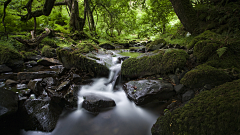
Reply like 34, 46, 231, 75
19, 99, 63, 132
123, 80, 175, 105
82, 94, 116, 113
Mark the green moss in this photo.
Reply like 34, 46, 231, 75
187, 30, 222, 49
152, 79, 240, 135
0, 45, 23, 66
75, 43, 99, 53
41, 37, 58, 48
161, 49, 189, 74
180, 64, 231, 88
118, 52, 141, 58
193, 40, 221, 63
146, 39, 166, 51
121, 49, 189, 78
121, 51, 164, 78
20, 51, 37, 59
56, 47, 109, 77
41, 45, 54, 58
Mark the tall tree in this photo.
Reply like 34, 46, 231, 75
168, 0, 200, 34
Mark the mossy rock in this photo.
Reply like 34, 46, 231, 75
187, 30, 222, 49
99, 42, 115, 50
41, 45, 55, 58
193, 40, 221, 63
205, 40, 240, 70
56, 47, 109, 77
121, 49, 189, 79
146, 39, 166, 51
121, 51, 164, 79
160, 49, 189, 74
152, 79, 240, 135
20, 51, 37, 60
0, 45, 23, 67
41, 38, 57, 48
180, 64, 231, 88
76, 43, 99, 53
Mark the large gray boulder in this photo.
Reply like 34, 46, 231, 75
123, 79, 175, 105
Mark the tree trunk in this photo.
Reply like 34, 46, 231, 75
169, 0, 201, 34
67, 0, 85, 32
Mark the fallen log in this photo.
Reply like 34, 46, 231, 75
14, 28, 51, 46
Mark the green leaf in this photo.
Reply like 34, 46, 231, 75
216, 47, 227, 58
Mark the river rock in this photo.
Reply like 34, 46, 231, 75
57, 47, 109, 77
169, 74, 179, 85
174, 84, 185, 94
42, 77, 57, 87
5, 79, 19, 86
182, 90, 195, 102
71, 74, 81, 84
37, 58, 62, 66
17, 71, 57, 81
0, 64, 12, 73
19, 99, 63, 132
82, 94, 116, 113
56, 81, 71, 92
123, 80, 175, 105
27, 55, 42, 61
27, 79, 44, 96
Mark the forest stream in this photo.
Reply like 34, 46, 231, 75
2, 50, 165, 135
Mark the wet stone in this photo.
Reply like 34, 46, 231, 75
56, 81, 71, 92
182, 90, 195, 102
19, 99, 63, 132
82, 94, 116, 114
123, 79, 175, 105
37, 58, 62, 66
0, 64, 12, 73
27, 79, 44, 97
5, 79, 19, 86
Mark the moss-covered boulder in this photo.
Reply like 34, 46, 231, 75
99, 42, 115, 50
20, 51, 37, 60
152, 79, 240, 135
146, 39, 167, 51
41, 45, 55, 58
187, 30, 222, 49
121, 49, 189, 79
76, 43, 99, 53
0, 46, 23, 67
57, 47, 109, 77
160, 49, 189, 74
180, 64, 231, 88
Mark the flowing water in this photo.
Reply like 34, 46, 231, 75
18, 51, 164, 135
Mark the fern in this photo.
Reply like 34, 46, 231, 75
216, 47, 227, 58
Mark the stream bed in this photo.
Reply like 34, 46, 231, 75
2, 50, 165, 135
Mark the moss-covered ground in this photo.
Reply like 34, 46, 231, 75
180, 64, 231, 88
152, 79, 240, 135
